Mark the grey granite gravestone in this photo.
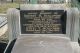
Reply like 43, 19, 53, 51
4, 4, 80, 53
7, 4, 79, 42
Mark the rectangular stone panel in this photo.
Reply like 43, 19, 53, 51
20, 10, 67, 34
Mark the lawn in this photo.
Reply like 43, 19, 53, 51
0, 3, 19, 13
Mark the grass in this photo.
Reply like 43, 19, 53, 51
0, 31, 8, 43
0, 3, 19, 13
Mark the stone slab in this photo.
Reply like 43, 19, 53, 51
11, 36, 74, 53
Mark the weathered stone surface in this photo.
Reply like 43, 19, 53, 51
11, 36, 74, 53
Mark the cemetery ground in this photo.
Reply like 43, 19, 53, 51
0, 3, 19, 53
0, 3, 19, 42
0, 24, 8, 52
0, 3, 19, 13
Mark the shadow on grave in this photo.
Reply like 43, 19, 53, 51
0, 43, 7, 53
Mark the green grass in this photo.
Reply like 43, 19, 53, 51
0, 3, 19, 13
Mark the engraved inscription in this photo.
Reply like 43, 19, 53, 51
20, 10, 66, 34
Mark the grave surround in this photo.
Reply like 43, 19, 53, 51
4, 4, 80, 53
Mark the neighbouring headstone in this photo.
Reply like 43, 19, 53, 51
0, 14, 7, 39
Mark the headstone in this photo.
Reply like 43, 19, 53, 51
6, 4, 80, 42
5, 4, 80, 53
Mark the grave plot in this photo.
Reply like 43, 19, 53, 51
4, 4, 80, 53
